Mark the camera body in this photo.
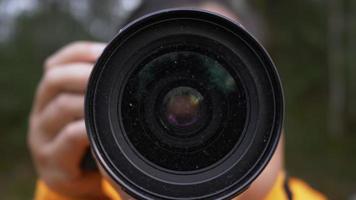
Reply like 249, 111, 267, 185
85, 9, 283, 200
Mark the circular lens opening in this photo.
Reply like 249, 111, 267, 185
121, 48, 247, 171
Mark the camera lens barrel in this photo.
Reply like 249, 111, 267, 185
85, 9, 284, 200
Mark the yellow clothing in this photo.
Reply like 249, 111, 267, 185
35, 172, 327, 200
263, 172, 326, 200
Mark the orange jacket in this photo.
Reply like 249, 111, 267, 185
35, 172, 327, 200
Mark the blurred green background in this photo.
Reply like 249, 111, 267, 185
0, 0, 355, 199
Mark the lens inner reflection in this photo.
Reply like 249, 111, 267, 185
163, 87, 203, 128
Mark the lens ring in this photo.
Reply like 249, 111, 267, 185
145, 76, 220, 151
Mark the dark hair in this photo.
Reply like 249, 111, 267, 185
126, 0, 231, 23
124, 0, 266, 43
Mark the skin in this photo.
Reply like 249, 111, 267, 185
28, 4, 283, 200
28, 41, 108, 199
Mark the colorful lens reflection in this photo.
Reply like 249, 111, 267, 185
163, 87, 203, 128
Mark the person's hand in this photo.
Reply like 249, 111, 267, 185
28, 41, 107, 199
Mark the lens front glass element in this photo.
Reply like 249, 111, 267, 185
122, 49, 247, 171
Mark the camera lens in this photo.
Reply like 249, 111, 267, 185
85, 9, 284, 200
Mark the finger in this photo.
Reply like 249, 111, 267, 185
37, 94, 84, 140
44, 41, 106, 69
33, 120, 90, 185
50, 120, 89, 169
46, 120, 106, 198
33, 64, 92, 113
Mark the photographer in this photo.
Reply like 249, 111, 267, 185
28, 1, 327, 200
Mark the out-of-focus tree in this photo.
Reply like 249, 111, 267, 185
346, 0, 356, 133
328, 0, 346, 136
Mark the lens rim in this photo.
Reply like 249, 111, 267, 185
85, 9, 284, 200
